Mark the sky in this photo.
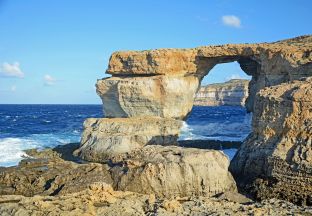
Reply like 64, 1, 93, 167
0, 0, 311, 104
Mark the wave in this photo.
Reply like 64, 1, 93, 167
0, 133, 81, 167
179, 120, 251, 142
0, 138, 41, 167
179, 121, 249, 160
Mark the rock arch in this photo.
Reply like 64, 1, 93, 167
76, 35, 312, 204
101, 36, 312, 120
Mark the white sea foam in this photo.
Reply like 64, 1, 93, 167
178, 122, 207, 140
179, 121, 248, 160
0, 134, 81, 167
179, 113, 251, 142
0, 138, 41, 167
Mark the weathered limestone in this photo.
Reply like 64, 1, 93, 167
230, 77, 312, 205
0, 143, 237, 199
194, 79, 249, 106
109, 145, 237, 197
97, 75, 199, 119
75, 117, 182, 162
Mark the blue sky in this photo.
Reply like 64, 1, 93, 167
0, 0, 311, 104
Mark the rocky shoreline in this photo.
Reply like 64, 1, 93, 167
1, 143, 311, 215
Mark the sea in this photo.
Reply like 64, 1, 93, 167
0, 105, 252, 167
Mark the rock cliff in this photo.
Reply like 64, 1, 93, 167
194, 79, 249, 106
75, 35, 312, 205
230, 77, 312, 205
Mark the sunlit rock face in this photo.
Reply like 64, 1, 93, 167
77, 35, 312, 203
96, 75, 199, 120
230, 77, 312, 205
194, 79, 249, 106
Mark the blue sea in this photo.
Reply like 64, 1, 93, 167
0, 105, 252, 167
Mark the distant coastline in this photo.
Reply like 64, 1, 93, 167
194, 79, 249, 106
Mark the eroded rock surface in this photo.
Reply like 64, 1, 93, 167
109, 145, 237, 198
1, 183, 311, 216
75, 117, 182, 162
0, 144, 113, 197
1, 146, 311, 215
230, 77, 312, 205
1, 143, 236, 199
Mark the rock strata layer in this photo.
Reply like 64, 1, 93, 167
194, 79, 249, 106
230, 77, 312, 205
97, 75, 199, 119
75, 117, 182, 162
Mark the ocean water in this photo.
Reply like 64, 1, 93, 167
0, 105, 252, 167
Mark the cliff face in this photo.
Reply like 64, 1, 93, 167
194, 79, 249, 106
230, 77, 312, 205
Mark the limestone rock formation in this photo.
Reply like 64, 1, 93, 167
75, 117, 182, 162
230, 77, 312, 205
75, 35, 312, 205
194, 79, 249, 106
109, 145, 237, 197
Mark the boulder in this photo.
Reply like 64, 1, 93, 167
230, 77, 312, 205
75, 117, 182, 162
109, 145, 237, 198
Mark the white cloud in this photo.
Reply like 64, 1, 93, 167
225, 74, 243, 81
222, 15, 241, 28
11, 85, 16, 92
0, 62, 24, 78
44, 74, 56, 86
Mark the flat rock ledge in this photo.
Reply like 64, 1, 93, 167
1, 145, 311, 215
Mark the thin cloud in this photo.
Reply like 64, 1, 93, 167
0, 62, 25, 78
222, 15, 241, 28
11, 85, 16, 92
225, 74, 243, 81
44, 74, 57, 86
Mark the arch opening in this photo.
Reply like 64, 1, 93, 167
178, 61, 253, 160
